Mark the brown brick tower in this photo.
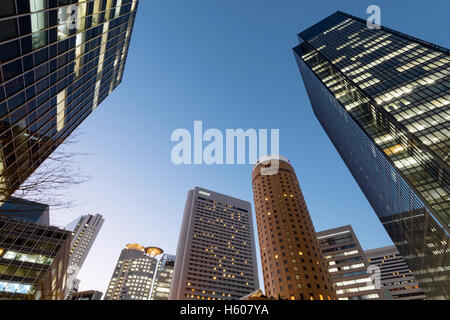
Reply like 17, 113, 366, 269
251, 156, 336, 300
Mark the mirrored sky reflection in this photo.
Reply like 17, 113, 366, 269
50, 0, 450, 293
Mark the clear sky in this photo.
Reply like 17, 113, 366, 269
51, 0, 450, 293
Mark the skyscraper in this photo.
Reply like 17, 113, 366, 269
293, 11, 449, 299
104, 244, 161, 300
169, 187, 259, 300
0, 0, 139, 202
317, 225, 384, 300
366, 246, 427, 300
65, 213, 104, 297
0, 215, 71, 300
252, 156, 336, 300
150, 253, 175, 300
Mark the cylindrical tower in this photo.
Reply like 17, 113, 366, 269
251, 156, 336, 300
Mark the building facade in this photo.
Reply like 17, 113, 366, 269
317, 225, 384, 300
293, 11, 449, 299
0, 0, 139, 202
150, 253, 175, 300
104, 244, 161, 300
170, 187, 259, 300
252, 156, 336, 300
68, 289, 103, 300
366, 246, 427, 300
0, 215, 71, 299
0, 197, 49, 226
64, 213, 104, 297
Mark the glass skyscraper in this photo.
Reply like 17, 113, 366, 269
0, 0, 139, 201
293, 11, 449, 299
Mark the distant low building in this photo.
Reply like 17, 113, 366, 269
317, 225, 384, 300
240, 289, 272, 300
0, 197, 49, 226
365, 246, 426, 300
68, 290, 103, 300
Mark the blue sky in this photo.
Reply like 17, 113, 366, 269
51, 0, 450, 293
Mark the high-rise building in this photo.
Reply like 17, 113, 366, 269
150, 253, 175, 300
293, 11, 449, 299
104, 244, 161, 300
317, 225, 384, 300
252, 156, 336, 300
0, 197, 49, 226
366, 246, 427, 300
0, 0, 140, 202
0, 215, 71, 299
64, 213, 104, 297
170, 187, 259, 300
68, 290, 103, 300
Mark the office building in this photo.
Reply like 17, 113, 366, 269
366, 246, 426, 300
150, 253, 175, 300
0, 215, 71, 299
0, 0, 140, 202
65, 213, 104, 297
170, 187, 259, 300
317, 225, 383, 300
104, 244, 161, 300
0, 196, 49, 226
68, 289, 102, 300
293, 11, 449, 299
252, 156, 335, 300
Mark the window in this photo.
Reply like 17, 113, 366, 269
31, 11, 47, 49
29, 0, 45, 12
57, 7, 70, 40
92, 0, 102, 25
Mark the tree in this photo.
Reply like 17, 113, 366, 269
0, 130, 91, 215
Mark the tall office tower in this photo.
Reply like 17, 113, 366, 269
68, 290, 103, 300
0, 197, 49, 225
366, 246, 427, 300
0, 0, 140, 202
317, 225, 384, 300
0, 215, 71, 300
293, 11, 449, 299
64, 213, 104, 296
150, 253, 175, 300
252, 156, 336, 300
170, 187, 259, 300
104, 244, 161, 300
